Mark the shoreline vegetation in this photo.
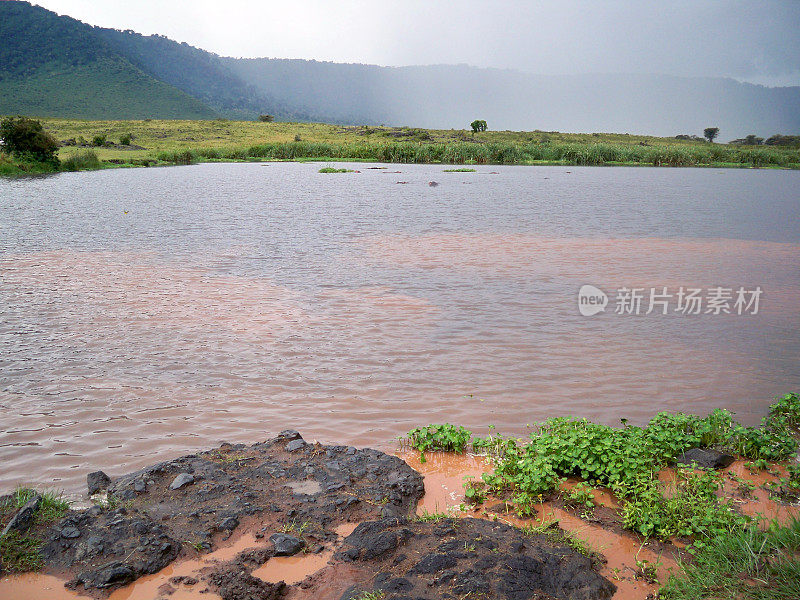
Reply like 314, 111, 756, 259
2, 117, 799, 176
1, 394, 797, 599
405, 392, 800, 599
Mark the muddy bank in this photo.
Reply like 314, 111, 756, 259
0, 434, 617, 600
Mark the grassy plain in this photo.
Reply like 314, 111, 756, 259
2, 117, 799, 174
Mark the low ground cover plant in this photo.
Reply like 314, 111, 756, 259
406, 393, 799, 546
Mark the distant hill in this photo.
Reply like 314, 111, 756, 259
0, 2, 217, 119
227, 60, 800, 139
2, 1, 798, 138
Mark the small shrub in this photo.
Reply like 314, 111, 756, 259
119, 133, 132, 146
62, 149, 100, 171
91, 134, 107, 147
0, 116, 59, 161
258, 114, 275, 122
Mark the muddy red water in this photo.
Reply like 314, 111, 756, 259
1, 163, 799, 496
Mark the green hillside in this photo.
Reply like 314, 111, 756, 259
0, 1, 217, 119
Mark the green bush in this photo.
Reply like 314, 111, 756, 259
0, 116, 59, 161
91, 134, 107, 147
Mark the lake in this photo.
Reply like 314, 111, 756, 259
1, 162, 799, 496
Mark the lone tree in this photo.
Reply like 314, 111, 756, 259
703, 127, 719, 143
0, 116, 59, 161
258, 114, 275, 122
470, 119, 487, 133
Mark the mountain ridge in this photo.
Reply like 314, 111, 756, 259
1, 1, 798, 138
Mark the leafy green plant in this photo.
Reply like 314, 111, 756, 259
564, 482, 595, 510
408, 392, 798, 546
407, 424, 472, 454
463, 476, 485, 504
318, 166, 353, 173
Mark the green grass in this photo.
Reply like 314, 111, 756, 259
346, 591, 385, 600
318, 166, 354, 173
0, 530, 44, 572
661, 518, 800, 600
62, 149, 100, 171
2, 117, 797, 176
0, 488, 70, 573
414, 509, 450, 523
443, 167, 477, 172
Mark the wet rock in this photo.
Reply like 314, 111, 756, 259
47, 509, 180, 593
1, 494, 41, 536
169, 473, 194, 490
363, 531, 398, 559
286, 439, 306, 452
676, 448, 735, 470
78, 563, 136, 588
207, 567, 285, 600
330, 517, 616, 600
61, 525, 81, 539
270, 533, 304, 556
410, 552, 458, 574
87, 471, 111, 496
219, 516, 239, 531
428, 181, 439, 187
35, 433, 423, 594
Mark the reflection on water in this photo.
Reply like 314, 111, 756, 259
1, 163, 799, 495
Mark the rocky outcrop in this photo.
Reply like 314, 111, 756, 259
35, 431, 424, 593
333, 517, 617, 600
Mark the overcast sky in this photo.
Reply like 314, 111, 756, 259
33, 0, 800, 86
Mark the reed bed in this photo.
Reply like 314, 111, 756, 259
154, 140, 800, 168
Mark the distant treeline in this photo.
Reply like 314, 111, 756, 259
155, 140, 800, 168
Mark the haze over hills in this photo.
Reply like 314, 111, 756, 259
1, 1, 798, 139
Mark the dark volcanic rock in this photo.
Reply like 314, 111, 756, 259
676, 448, 735, 470
87, 471, 111, 496
169, 473, 195, 490
101, 432, 423, 549
1, 494, 41, 536
44, 509, 179, 592
332, 517, 616, 600
32, 432, 424, 595
285, 439, 306, 452
269, 533, 304, 556
207, 567, 285, 600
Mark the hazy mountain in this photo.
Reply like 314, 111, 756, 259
2, 1, 798, 138
0, 2, 217, 120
